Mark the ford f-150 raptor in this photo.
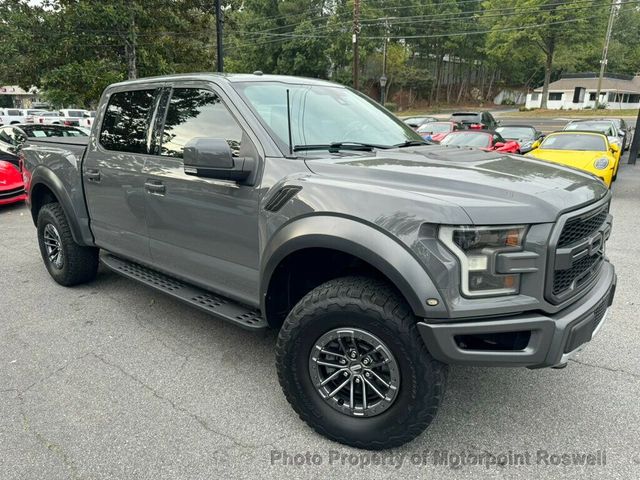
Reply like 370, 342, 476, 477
20, 73, 616, 450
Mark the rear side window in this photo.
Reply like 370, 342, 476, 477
100, 89, 157, 154
160, 88, 243, 158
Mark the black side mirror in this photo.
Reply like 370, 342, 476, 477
183, 138, 254, 182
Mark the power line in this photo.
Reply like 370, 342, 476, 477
231, 0, 614, 38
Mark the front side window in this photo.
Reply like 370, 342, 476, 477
100, 89, 157, 154
160, 88, 243, 158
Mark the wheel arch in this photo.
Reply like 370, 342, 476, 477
29, 167, 93, 246
260, 215, 447, 328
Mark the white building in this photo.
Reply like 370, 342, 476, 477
0, 85, 41, 108
524, 73, 640, 110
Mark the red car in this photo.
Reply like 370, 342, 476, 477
417, 121, 464, 143
439, 130, 520, 153
0, 160, 26, 206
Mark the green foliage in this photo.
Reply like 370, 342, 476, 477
0, 0, 634, 110
41, 60, 125, 108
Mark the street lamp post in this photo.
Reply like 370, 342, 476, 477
380, 75, 387, 105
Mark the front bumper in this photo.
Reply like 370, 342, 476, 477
0, 185, 27, 206
418, 261, 616, 368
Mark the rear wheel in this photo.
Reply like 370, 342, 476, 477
276, 276, 447, 449
37, 203, 99, 286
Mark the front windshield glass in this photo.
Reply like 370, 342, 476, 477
233, 81, 420, 153
441, 131, 491, 148
418, 122, 452, 134
496, 126, 535, 139
565, 122, 614, 135
540, 134, 606, 151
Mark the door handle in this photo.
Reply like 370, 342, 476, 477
85, 169, 101, 182
145, 180, 166, 195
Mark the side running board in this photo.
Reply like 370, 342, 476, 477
101, 254, 268, 330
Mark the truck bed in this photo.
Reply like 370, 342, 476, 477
25, 136, 89, 147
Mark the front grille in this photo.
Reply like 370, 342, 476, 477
547, 202, 610, 303
558, 210, 608, 248
553, 254, 602, 295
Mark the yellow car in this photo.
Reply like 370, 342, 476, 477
526, 131, 620, 187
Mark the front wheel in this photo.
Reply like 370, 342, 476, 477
276, 276, 447, 449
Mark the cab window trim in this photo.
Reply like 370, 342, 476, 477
96, 86, 163, 156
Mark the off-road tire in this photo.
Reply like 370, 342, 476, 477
276, 276, 447, 450
37, 203, 99, 286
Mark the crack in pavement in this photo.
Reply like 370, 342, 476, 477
20, 409, 82, 480
568, 358, 640, 380
19, 351, 94, 396
90, 353, 278, 453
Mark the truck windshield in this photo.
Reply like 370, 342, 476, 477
233, 81, 421, 154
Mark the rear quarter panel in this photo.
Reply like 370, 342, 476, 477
22, 138, 94, 245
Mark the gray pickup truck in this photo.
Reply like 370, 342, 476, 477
21, 73, 616, 450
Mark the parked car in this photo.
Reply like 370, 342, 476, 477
0, 108, 25, 125
34, 112, 64, 125
496, 125, 544, 154
417, 121, 464, 143
81, 111, 96, 129
448, 111, 499, 130
0, 108, 46, 125
0, 160, 27, 206
608, 118, 632, 150
563, 120, 622, 159
401, 116, 438, 130
0, 124, 87, 168
440, 130, 520, 153
21, 73, 615, 450
22, 109, 48, 123
59, 109, 93, 127
526, 131, 620, 187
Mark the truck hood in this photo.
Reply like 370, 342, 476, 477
304, 145, 609, 224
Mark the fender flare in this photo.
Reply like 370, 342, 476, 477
260, 215, 448, 319
29, 166, 94, 246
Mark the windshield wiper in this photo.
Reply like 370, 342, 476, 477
293, 141, 391, 153
394, 139, 431, 148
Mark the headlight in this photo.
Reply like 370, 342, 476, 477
520, 140, 533, 149
439, 225, 527, 297
593, 157, 609, 170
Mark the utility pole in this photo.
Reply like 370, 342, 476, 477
125, 16, 137, 80
352, 0, 360, 90
380, 17, 390, 105
595, 1, 616, 105
628, 108, 640, 165
215, 0, 224, 73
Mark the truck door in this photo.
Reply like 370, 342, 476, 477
83, 87, 162, 262
143, 84, 261, 305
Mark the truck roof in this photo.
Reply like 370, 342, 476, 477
108, 72, 342, 89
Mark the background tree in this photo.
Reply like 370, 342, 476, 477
483, 0, 608, 108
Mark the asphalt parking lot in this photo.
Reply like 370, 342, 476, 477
1, 155, 639, 479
